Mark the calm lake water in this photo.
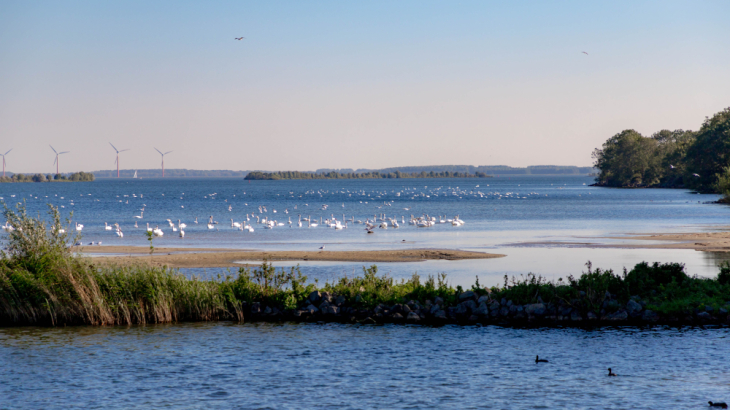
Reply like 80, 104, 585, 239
2, 177, 730, 409
1, 175, 726, 286
1, 322, 729, 409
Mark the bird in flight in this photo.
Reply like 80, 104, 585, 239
235, 37, 246, 40
582, 51, 589, 55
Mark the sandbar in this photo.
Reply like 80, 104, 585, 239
77, 246, 505, 268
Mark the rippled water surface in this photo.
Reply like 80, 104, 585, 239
1, 176, 728, 286
1, 323, 729, 409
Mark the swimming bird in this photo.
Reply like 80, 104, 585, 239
709, 402, 728, 408
146, 222, 152, 232
104, 222, 113, 231
75, 222, 83, 231
607, 368, 617, 377
535, 355, 548, 363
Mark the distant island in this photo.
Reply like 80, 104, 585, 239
92, 165, 595, 179
0, 172, 95, 183
245, 170, 491, 180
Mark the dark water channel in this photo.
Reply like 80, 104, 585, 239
1, 322, 728, 409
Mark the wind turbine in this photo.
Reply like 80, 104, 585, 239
154, 148, 173, 177
109, 143, 130, 178
0, 149, 11, 177
49, 145, 69, 175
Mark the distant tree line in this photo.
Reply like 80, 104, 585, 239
93, 169, 249, 178
592, 107, 730, 195
0, 172, 95, 183
315, 165, 595, 175
244, 170, 492, 180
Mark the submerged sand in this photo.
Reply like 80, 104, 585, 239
77, 246, 505, 268
506, 230, 730, 252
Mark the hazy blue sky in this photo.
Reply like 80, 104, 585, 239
1, 1, 729, 173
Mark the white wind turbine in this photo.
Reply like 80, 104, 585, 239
0, 149, 11, 177
154, 148, 173, 177
110, 143, 130, 178
50, 145, 70, 175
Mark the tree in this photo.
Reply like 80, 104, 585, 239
686, 107, 730, 192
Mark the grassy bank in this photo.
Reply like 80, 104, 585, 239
1, 204, 729, 326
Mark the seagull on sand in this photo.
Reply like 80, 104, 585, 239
319, 245, 325, 250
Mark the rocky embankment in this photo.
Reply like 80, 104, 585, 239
246, 290, 730, 326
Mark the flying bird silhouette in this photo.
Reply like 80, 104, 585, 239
582, 51, 589, 55
235, 37, 246, 40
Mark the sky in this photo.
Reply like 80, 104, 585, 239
1, 0, 729, 174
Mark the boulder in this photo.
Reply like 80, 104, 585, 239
499, 307, 510, 317
626, 300, 643, 317
705, 305, 714, 313
434, 297, 444, 306
454, 303, 469, 316
459, 291, 476, 302
488, 301, 500, 312
474, 302, 489, 317
468, 315, 479, 322
697, 311, 711, 320
334, 295, 346, 306
430, 305, 441, 315
570, 311, 582, 321
434, 310, 447, 320
308, 291, 321, 303
402, 304, 411, 315
509, 305, 524, 315
263, 306, 272, 315
407, 312, 421, 322
641, 310, 659, 322
391, 313, 404, 320
322, 305, 340, 315
604, 310, 628, 322
361, 317, 377, 325
320, 292, 332, 303
250, 302, 261, 314
319, 300, 331, 310
461, 300, 477, 312
477, 295, 491, 304
524, 303, 546, 317
587, 311, 597, 320
305, 304, 319, 315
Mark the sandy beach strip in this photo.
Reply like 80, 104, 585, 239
505, 230, 730, 252
78, 246, 505, 268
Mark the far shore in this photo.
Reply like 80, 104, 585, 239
76, 246, 505, 268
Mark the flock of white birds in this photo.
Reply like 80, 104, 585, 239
0, 183, 582, 242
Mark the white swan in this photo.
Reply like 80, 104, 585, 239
146, 222, 153, 232
104, 222, 112, 231
75, 222, 83, 231
231, 219, 241, 228
153, 225, 164, 236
